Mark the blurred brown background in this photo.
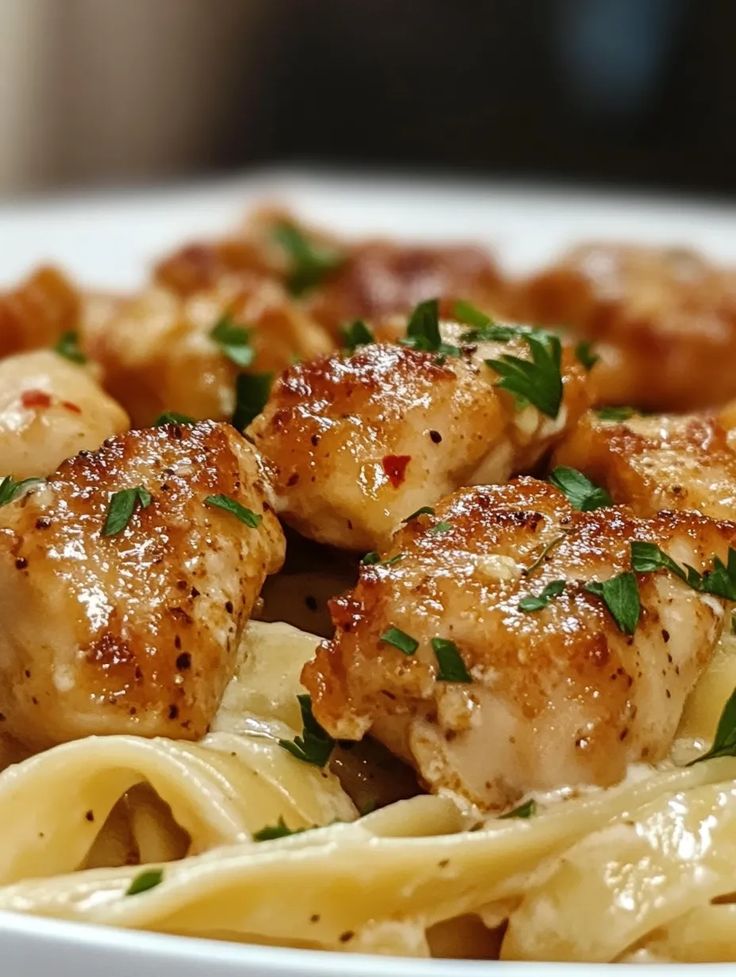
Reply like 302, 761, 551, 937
2, 0, 735, 198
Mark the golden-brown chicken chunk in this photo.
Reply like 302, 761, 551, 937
304, 240, 508, 337
251, 319, 590, 551
0, 351, 129, 479
156, 211, 509, 336
552, 410, 736, 520
0, 267, 80, 360
515, 243, 736, 411
0, 421, 285, 750
303, 479, 734, 810
84, 278, 332, 427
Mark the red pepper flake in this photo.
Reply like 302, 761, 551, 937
61, 400, 82, 414
21, 389, 52, 409
382, 454, 411, 488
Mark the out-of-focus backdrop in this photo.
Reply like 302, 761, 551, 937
2, 0, 735, 198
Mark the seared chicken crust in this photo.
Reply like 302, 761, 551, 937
0, 422, 285, 749
85, 278, 331, 427
251, 322, 590, 551
303, 479, 734, 810
515, 243, 736, 411
553, 410, 736, 520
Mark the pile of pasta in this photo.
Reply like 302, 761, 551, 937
0, 618, 734, 963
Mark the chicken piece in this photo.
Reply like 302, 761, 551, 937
84, 277, 332, 427
0, 351, 129, 479
251, 319, 591, 551
156, 211, 509, 337
303, 479, 734, 810
155, 239, 275, 297
515, 243, 736, 411
0, 421, 285, 750
305, 240, 508, 338
552, 409, 736, 520
0, 267, 80, 360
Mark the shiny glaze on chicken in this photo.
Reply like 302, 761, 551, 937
0, 267, 80, 359
85, 278, 331, 427
303, 479, 734, 810
0, 351, 129, 479
0, 422, 285, 749
515, 243, 736, 411
251, 321, 590, 551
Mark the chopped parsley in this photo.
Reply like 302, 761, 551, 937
485, 333, 563, 418
631, 541, 736, 601
689, 687, 736, 765
204, 494, 262, 528
279, 694, 335, 766
126, 868, 163, 896
361, 551, 404, 567
518, 580, 566, 613
400, 299, 461, 358
500, 799, 537, 819
523, 534, 567, 577
341, 319, 374, 353
274, 222, 343, 296
596, 406, 636, 422
585, 572, 640, 635
154, 411, 196, 427
548, 466, 613, 512
403, 505, 435, 522
574, 340, 599, 371
380, 626, 418, 655
101, 486, 152, 537
253, 817, 307, 842
232, 372, 273, 430
452, 299, 493, 331
53, 331, 86, 364
210, 313, 254, 367
429, 520, 453, 536
431, 638, 472, 683
0, 476, 43, 508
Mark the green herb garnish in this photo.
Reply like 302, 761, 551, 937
585, 572, 640, 635
453, 299, 493, 331
101, 487, 152, 537
429, 521, 453, 535
431, 638, 472, 683
400, 299, 461, 358
53, 331, 86, 364
485, 333, 563, 418
253, 817, 308, 842
548, 466, 613, 512
574, 340, 599, 371
126, 868, 163, 896
341, 320, 374, 353
596, 406, 636, 422
518, 580, 566, 613
380, 626, 419, 656
523, 534, 567, 577
0, 476, 44, 508
631, 541, 736, 601
154, 411, 196, 427
232, 372, 273, 430
361, 552, 404, 567
274, 223, 343, 295
689, 688, 736, 764
279, 694, 335, 767
204, 494, 262, 528
210, 313, 254, 367
500, 799, 537, 819
403, 506, 435, 522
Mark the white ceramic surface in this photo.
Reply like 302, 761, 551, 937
1, 170, 735, 975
